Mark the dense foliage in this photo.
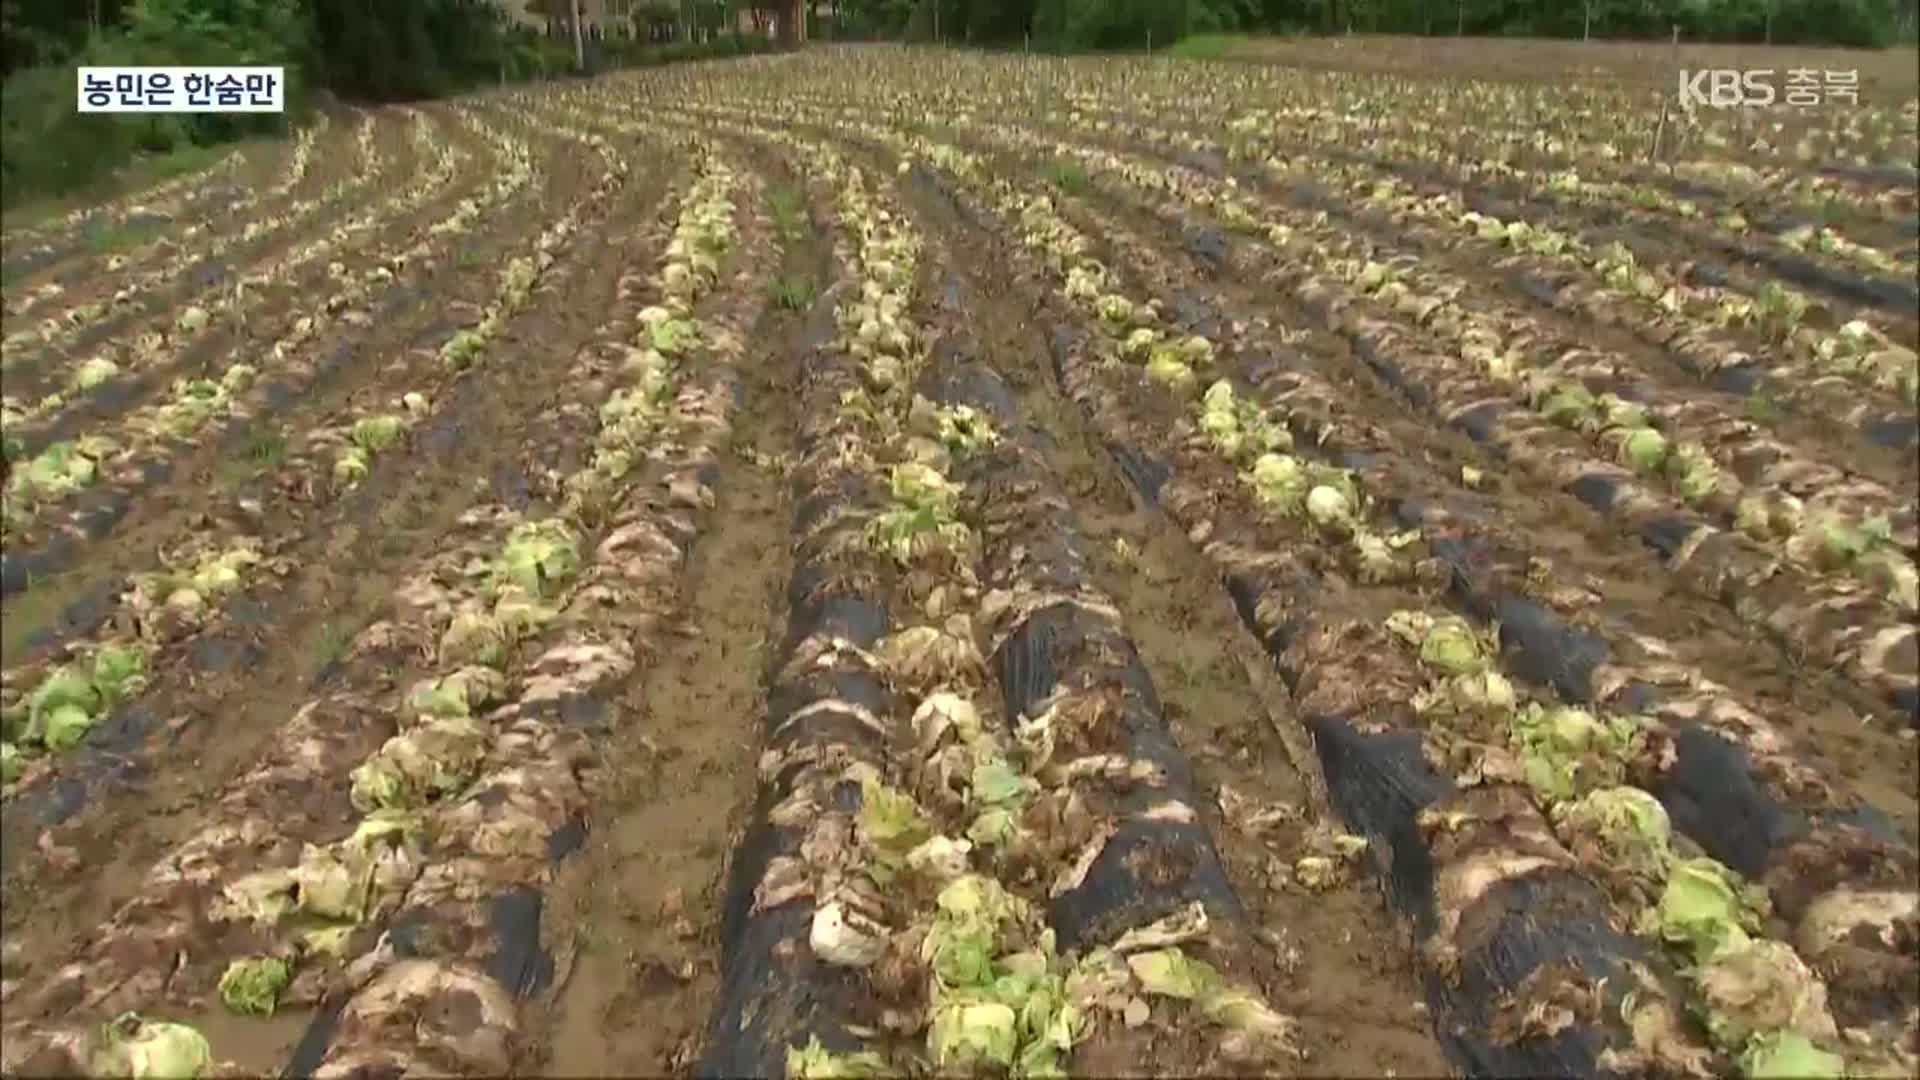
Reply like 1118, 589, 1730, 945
0, 0, 1911, 208
0, 0, 771, 207
852, 0, 1918, 47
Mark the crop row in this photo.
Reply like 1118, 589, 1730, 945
0, 141, 774, 1076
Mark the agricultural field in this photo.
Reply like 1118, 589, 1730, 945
1, 39, 1916, 1079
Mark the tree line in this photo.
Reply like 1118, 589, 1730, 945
0, 0, 774, 207
2, 0, 1913, 208
836, 0, 1918, 48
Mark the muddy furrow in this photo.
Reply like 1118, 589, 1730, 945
948, 128, 1920, 725
873, 133, 1920, 1074
800, 76, 1919, 425
0, 120, 640, 673
0, 128, 292, 284
661, 108, 1450, 1079
533, 140, 822, 1078
0, 115, 361, 375
0, 128, 667, 879
0, 146, 775, 1077
689, 134, 1320, 1080
0, 107, 468, 452
2, 110, 385, 329
1065, 95, 1920, 314
291, 150, 776, 1079
876, 98, 1920, 499
999, 186, 1917, 821
668, 97, 1920, 728
0, 104, 557, 587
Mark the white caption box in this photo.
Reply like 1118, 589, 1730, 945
78, 66, 285, 113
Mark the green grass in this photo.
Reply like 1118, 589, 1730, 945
767, 185, 808, 240
1744, 392, 1783, 425
313, 621, 353, 668
769, 273, 816, 311
242, 426, 289, 474
1165, 33, 1248, 60
83, 218, 166, 255
2, 140, 244, 230
1043, 160, 1089, 194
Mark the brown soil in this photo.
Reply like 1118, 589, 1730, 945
6, 45, 1914, 1080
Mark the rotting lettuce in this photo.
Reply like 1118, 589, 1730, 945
439, 610, 512, 668
930, 1000, 1019, 1069
1246, 453, 1305, 512
348, 715, 486, 811
867, 464, 973, 566
1737, 1030, 1844, 1079
406, 666, 506, 718
298, 924, 354, 960
350, 415, 408, 454
440, 329, 486, 371
907, 835, 974, 883
785, 1036, 889, 1079
967, 807, 1019, 849
1641, 857, 1767, 959
1124, 948, 1299, 1055
650, 317, 699, 356
73, 357, 120, 392
970, 757, 1030, 807
1552, 786, 1673, 883
188, 547, 259, 597
1620, 427, 1670, 475
332, 449, 370, 489
810, 899, 889, 968
27, 667, 101, 749
42, 705, 93, 751
13, 440, 104, 499
1145, 348, 1197, 393
1304, 484, 1351, 529
1127, 948, 1218, 1000
492, 519, 581, 599
936, 404, 999, 457
87, 1013, 212, 1079
1696, 939, 1837, 1050
1245, 454, 1358, 523
1509, 703, 1643, 801
1386, 611, 1489, 677
218, 955, 291, 1016
1664, 442, 1721, 503
860, 776, 932, 860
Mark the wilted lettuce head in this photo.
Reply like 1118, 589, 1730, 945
1552, 786, 1672, 880
439, 610, 511, 667
493, 519, 581, 598
784, 1036, 888, 1079
1737, 1030, 1845, 1079
218, 955, 292, 1016
888, 462, 960, 511
1646, 857, 1765, 959
929, 1000, 1019, 1068
1145, 349, 1197, 393
350, 414, 408, 454
1696, 938, 1838, 1050
87, 1014, 212, 1079
859, 776, 932, 856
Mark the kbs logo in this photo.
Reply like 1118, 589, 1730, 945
1678, 69, 1777, 108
